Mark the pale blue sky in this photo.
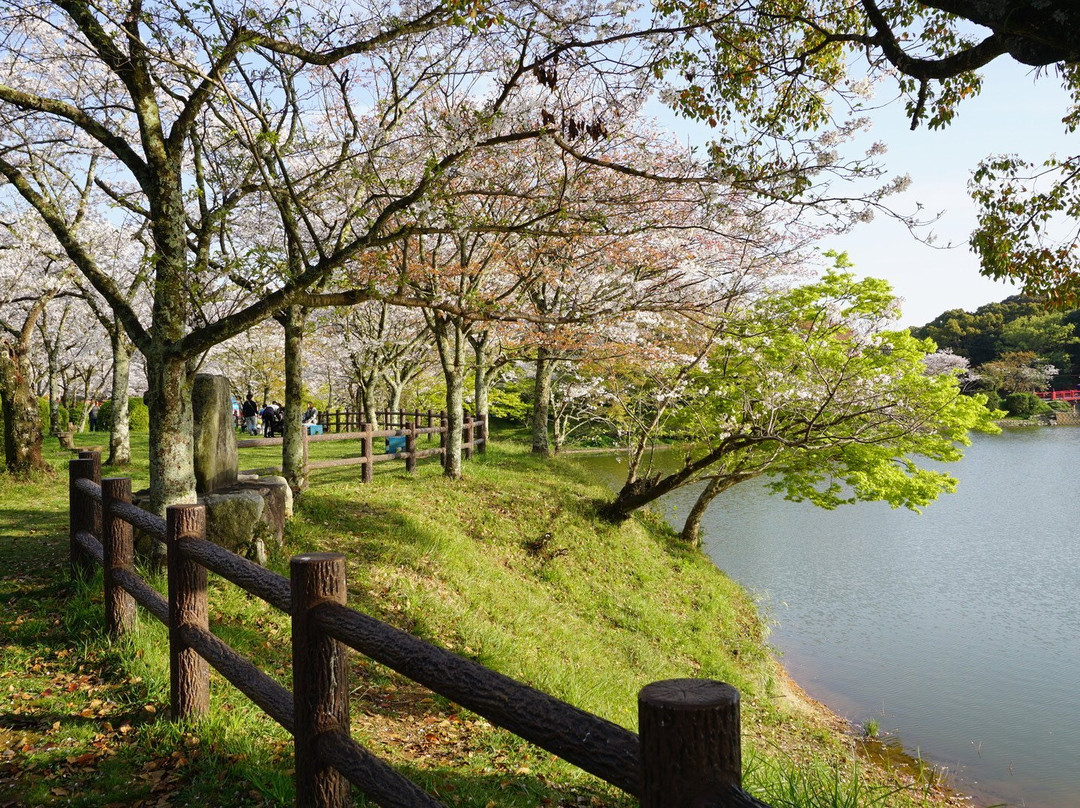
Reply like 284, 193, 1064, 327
827, 60, 1074, 327
657, 56, 1075, 327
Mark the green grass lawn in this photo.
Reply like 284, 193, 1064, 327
0, 428, 961, 807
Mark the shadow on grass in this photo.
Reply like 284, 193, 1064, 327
391, 765, 633, 808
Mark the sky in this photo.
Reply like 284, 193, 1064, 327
658, 57, 1075, 329
828, 60, 1075, 328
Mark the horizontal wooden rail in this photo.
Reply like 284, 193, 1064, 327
73, 528, 104, 565
68, 453, 771, 808
315, 729, 444, 808
177, 623, 295, 733
180, 537, 292, 612
310, 599, 641, 795
113, 567, 169, 623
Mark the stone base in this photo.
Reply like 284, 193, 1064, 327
201, 476, 293, 565
132, 476, 292, 566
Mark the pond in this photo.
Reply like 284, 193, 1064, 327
574, 428, 1080, 808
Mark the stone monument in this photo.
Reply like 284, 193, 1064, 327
192, 374, 238, 494
191, 373, 292, 565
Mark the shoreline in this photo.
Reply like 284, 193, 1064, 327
564, 445, 988, 806
769, 661, 978, 806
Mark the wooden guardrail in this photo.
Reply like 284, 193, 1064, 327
317, 409, 453, 435
68, 450, 771, 808
237, 415, 486, 478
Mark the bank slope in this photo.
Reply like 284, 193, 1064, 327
291, 440, 960, 807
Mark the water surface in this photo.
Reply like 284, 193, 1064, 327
575, 429, 1080, 807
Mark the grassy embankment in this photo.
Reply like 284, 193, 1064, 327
1, 428, 960, 807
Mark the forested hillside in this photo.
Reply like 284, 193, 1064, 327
912, 296, 1080, 415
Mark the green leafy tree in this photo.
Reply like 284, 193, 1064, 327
999, 313, 1080, 370
910, 296, 1045, 366
603, 269, 999, 546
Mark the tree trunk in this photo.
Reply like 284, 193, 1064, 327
386, 381, 403, 415
145, 352, 197, 515
364, 389, 378, 431
0, 341, 47, 474
552, 409, 566, 453
47, 351, 62, 434
443, 367, 464, 478
280, 305, 308, 495
430, 313, 466, 479
472, 333, 492, 425
680, 473, 759, 544
38, 302, 68, 435
681, 477, 729, 546
107, 329, 132, 466
531, 347, 555, 455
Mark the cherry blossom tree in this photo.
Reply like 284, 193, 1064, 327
0, 0, 910, 505
0, 214, 72, 472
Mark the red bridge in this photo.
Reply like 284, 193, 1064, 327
1036, 390, 1080, 402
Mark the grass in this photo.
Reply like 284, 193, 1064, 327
0, 428, 964, 807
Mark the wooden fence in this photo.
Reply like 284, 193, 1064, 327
236, 414, 486, 478
67, 450, 771, 808
314, 409, 482, 438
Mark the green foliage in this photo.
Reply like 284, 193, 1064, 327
129, 398, 150, 432
486, 386, 531, 423
1003, 392, 1050, 419
971, 154, 1080, 306
97, 398, 150, 432
999, 312, 1080, 368
910, 296, 1047, 366
667, 269, 999, 513
37, 398, 68, 433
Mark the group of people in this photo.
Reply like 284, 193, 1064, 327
239, 392, 319, 438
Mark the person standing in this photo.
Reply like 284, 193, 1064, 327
89, 401, 100, 432
260, 402, 277, 437
241, 392, 259, 435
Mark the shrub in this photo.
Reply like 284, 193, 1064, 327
68, 400, 87, 427
1003, 391, 1050, 418
97, 397, 151, 432
129, 398, 150, 431
37, 398, 69, 433
1049, 399, 1071, 412
487, 387, 531, 423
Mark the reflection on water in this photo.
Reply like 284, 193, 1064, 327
574, 430, 1080, 808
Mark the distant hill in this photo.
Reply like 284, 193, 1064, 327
911, 296, 1080, 390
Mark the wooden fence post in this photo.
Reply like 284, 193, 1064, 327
167, 504, 210, 721
360, 423, 373, 483
68, 457, 95, 580
78, 450, 102, 537
463, 416, 474, 461
426, 410, 434, 442
638, 679, 743, 807
291, 553, 350, 808
102, 477, 135, 637
404, 422, 416, 473
476, 413, 488, 454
